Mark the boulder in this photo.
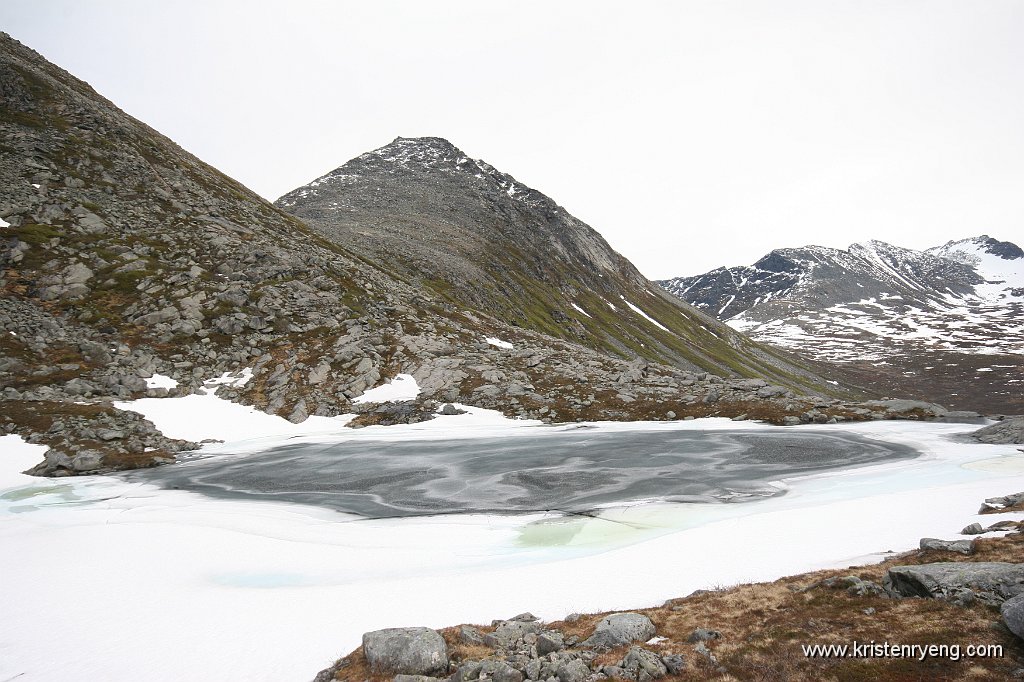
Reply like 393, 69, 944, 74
885, 562, 1024, 604
536, 630, 565, 656
491, 663, 523, 682
919, 538, 975, 555
70, 449, 104, 472
555, 658, 590, 682
483, 619, 542, 649
362, 627, 448, 676
661, 654, 686, 674
972, 417, 1024, 445
864, 399, 947, 417
979, 492, 1024, 513
621, 646, 667, 679
686, 628, 721, 643
452, 660, 482, 682
1001, 593, 1024, 640
756, 385, 789, 399
458, 625, 484, 645
582, 612, 656, 649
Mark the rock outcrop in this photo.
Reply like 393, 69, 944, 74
972, 417, 1024, 444
884, 562, 1024, 605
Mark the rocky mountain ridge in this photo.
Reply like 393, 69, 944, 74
659, 236, 1024, 412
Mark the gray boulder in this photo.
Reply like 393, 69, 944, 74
536, 631, 565, 656
661, 654, 686, 674
864, 399, 947, 417
483, 618, 542, 649
493, 664, 524, 682
961, 523, 985, 535
972, 417, 1024, 444
979, 492, 1024, 513
919, 538, 975, 555
822, 575, 888, 597
621, 646, 667, 679
362, 627, 448, 676
69, 449, 105, 472
686, 628, 721, 643
885, 562, 1024, 604
458, 625, 484, 645
582, 612, 656, 649
1001, 593, 1024, 639
555, 658, 590, 682
453, 660, 482, 682
693, 641, 720, 667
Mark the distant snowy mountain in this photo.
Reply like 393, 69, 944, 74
658, 236, 1024, 412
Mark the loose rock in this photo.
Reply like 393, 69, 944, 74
362, 627, 448, 676
582, 612, 656, 649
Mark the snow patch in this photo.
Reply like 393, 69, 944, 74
485, 336, 514, 350
145, 373, 178, 390
114, 392, 350, 444
351, 373, 421, 404
204, 368, 254, 389
570, 302, 592, 318
620, 296, 670, 332
0, 434, 47, 487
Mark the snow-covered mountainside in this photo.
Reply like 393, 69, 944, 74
659, 237, 1024, 412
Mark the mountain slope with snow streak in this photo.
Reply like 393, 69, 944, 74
659, 236, 1024, 412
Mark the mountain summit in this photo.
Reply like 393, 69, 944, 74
277, 137, 832, 388
277, 136, 626, 297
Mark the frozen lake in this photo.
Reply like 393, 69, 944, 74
3, 402, 1024, 682
131, 427, 918, 516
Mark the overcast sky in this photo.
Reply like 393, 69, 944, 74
3, 1, 1023, 278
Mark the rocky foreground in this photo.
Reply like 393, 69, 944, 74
314, 489, 1024, 682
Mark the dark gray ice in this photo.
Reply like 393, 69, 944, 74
128, 427, 919, 518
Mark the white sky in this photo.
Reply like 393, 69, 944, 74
3, 1, 1023, 278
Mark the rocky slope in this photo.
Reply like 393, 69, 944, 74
2, 32, 965, 477
659, 237, 1024, 413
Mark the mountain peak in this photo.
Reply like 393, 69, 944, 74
925, 235, 1024, 267
363, 136, 469, 165
277, 136, 486, 209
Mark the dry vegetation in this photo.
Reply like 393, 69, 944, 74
327, 521, 1024, 682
